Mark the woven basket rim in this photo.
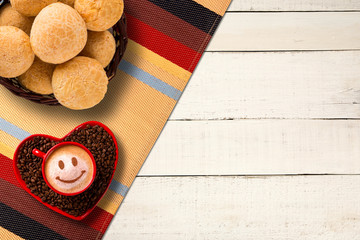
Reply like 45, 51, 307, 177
0, 0, 128, 106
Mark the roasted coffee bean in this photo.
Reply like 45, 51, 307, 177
17, 125, 116, 217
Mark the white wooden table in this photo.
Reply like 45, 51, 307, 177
104, 1, 360, 239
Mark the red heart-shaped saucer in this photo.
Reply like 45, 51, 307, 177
13, 121, 119, 220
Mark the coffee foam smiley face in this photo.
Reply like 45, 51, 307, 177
43, 144, 95, 195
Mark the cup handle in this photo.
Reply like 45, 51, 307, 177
32, 149, 46, 159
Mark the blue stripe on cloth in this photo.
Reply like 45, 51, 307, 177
109, 180, 129, 197
118, 60, 182, 101
0, 117, 129, 197
0, 118, 31, 140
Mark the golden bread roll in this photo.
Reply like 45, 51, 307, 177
18, 58, 55, 95
74, 0, 124, 31
0, 26, 34, 78
30, 3, 87, 64
10, 0, 57, 17
81, 30, 116, 67
52, 57, 108, 110
0, 4, 34, 35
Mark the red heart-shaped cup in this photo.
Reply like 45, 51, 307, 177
13, 121, 119, 220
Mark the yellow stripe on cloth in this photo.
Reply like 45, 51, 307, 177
123, 50, 187, 91
0, 141, 15, 159
97, 190, 124, 215
127, 40, 192, 83
193, 0, 232, 16
0, 227, 25, 240
110, 72, 176, 186
0, 130, 20, 150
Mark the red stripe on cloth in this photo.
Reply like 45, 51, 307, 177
0, 153, 113, 234
126, 13, 202, 72
80, 206, 113, 234
0, 153, 21, 187
125, 0, 212, 53
81, 206, 114, 233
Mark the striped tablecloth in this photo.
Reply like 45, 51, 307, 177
0, 0, 232, 239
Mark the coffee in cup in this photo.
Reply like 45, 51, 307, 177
43, 144, 95, 195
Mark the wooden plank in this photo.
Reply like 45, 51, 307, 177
105, 176, 360, 239
207, 12, 360, 51
170, 51, 360, 120
228, 0, 360, 12
139, 120, 360, 176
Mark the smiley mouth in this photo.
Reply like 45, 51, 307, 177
56, 170, 86, 184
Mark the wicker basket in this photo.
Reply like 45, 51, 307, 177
0, 0, 128, 105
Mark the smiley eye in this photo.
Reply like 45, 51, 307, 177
58, 160, 64, 170
72, 157, 78, 166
